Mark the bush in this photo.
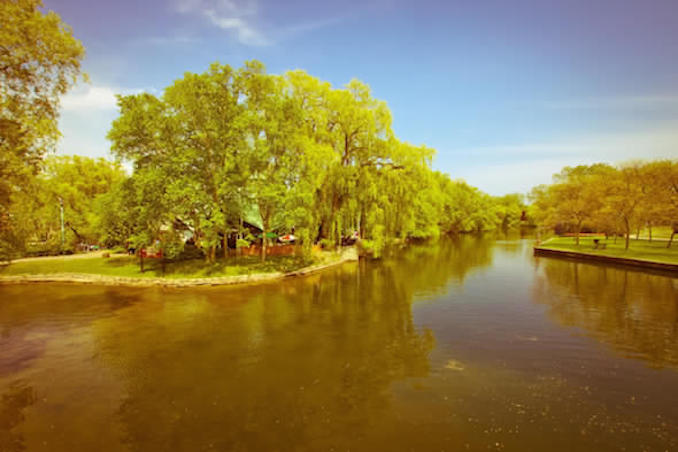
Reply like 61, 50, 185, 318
368, 225, 386, 258
319, 238, 335, 250
359, 239, 384, 259
177, 243, 204, 261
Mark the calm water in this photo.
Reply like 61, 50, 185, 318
1, 235, 677, 451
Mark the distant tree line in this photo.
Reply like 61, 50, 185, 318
529, 161, 678, 249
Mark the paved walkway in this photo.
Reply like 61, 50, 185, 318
8, 251, 108, 263
0, 248, 359, 288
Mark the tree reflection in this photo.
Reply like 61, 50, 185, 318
91, 260, 439, 451
534, 259, 678, 368
0, 383, 36, 452
384, 235, 494, 295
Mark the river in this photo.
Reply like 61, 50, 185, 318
1, 235, 677, 451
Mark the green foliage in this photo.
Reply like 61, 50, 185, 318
5, 156, 126, 255
104, 60, 533, 259
0, 0, 85, 257
8, 60, 534, 260
362, 224, 386, 258
236, 238, 251, 249
531, 161, 678, 249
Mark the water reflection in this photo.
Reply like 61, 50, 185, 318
535, 258, 678, 368
0, 383, 36, 452
386, 235, 494, 296
1, 237, 678, 451
90, 263, 434, 451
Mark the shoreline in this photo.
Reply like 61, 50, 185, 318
533, 246, 678, 274
0, 248, 358, 288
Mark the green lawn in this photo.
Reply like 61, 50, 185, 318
0, 254, 316, 279
633, 225, 674, 240
538, 236, 678, 265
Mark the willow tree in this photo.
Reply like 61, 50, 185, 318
0, 0, 85, 258
281, 70, 335, 247
317, 79, 394, 244
239, 63, 305, 261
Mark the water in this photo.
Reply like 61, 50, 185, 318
1, 235, 677, 451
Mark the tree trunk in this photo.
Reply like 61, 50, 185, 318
648, 224, 652, 242
359, 207, 365, 239
668, 232, 675, 249
575, 220, 582, 246
222, 234, 227, 259
139, 251, 144, 273
624, 219, 630, 250
261, 222, 268, 262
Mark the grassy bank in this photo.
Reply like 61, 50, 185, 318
538, 236, 678, 265
0, 253, 317, 279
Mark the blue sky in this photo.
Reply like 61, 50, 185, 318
50, 0, 678, 195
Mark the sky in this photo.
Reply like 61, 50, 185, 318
48, 0, 678, 195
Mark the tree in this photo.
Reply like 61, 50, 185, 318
529, 164, 614, 245
604, 164, 645, 250
106, 59, 536, 265
315, 79, 394, 245
94, 178, 136, 248
531, 160, 678, 251
2, 155, 124, 256
0, 0, 85, 259
553, 165, 612, 245
109, 63, 252, 263
239, 66, 304, 261
40, 156, 126, 245
648, 160, 678, 247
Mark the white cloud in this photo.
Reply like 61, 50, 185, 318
174, 0, 268, 46
60, 84, 146, 113
57, 83, 150, 159
61, 85, 119, 111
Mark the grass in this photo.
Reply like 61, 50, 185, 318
538, 236, 678, 265
633, 225, 674, 240
0, 253, 317, 279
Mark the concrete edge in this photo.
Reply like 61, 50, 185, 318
533, 246, 678, 273
0, 248, 359, 288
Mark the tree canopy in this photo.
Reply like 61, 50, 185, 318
530, 161, 678, 249
106, 61, 527, 261
0, 0, 85, 258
